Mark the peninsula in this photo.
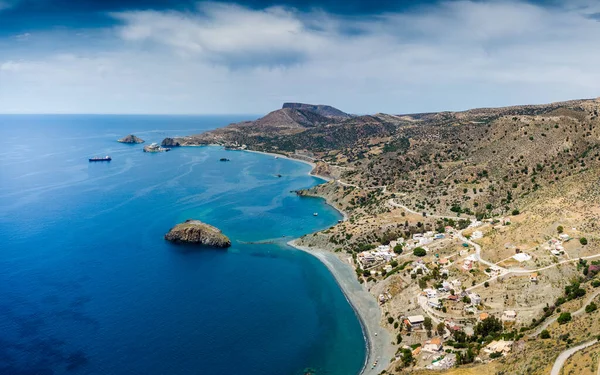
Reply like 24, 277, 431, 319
163, 99, 600, 375
164, 220, 231, 248
118, 134, 144, 143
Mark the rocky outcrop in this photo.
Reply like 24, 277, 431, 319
118, 134, 144, 143
161, 138, 181, 147
164, 220, 231, 248
143, 143, 170, 152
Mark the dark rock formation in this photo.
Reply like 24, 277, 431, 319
161, 138, 181, 147
164, 220, 231, 248
118, 134, 144, 143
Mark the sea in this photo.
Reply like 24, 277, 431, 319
0, 115, 366, 375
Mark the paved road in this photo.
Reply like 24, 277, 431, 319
529, 289, 600, 337
551, 340, 598, 375
387, 198, 466, 220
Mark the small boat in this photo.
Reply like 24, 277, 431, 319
219, 158, 230, 162
276, 174, 282, 178
89, 156, 111, 162
313, 212, 318, 216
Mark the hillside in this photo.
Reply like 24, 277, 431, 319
165, 97, 600, 374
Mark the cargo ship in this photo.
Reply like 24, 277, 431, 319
89, 156, 112, 162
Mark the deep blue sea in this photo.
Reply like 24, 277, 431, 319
0, 115, 365, 375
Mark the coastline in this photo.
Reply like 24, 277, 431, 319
288, 240, 394, 375
240, 149, 333, 182
245, 145, 391, 374
241, 148, 349, 221
182, 144, 388, 372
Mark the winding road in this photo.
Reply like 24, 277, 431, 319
550, 339, 598, 375
529, 289, 600, 337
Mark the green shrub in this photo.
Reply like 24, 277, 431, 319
413, 247, 427, 257
540, 330, 551, 339
557, 312, 572, 325
586, 303, 597, 313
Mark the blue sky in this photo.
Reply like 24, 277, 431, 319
1, 0, 599, 114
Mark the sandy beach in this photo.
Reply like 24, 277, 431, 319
288, 240, 394, 375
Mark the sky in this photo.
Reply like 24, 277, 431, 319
1, 0, 600, 114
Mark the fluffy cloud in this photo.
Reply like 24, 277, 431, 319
1, 1, 600, 114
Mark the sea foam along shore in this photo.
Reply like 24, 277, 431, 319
288, 240, 394, 375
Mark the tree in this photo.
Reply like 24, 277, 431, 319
423, 317, 433, 333
512, 209, 520, 215
540, 330, 551, 339
557, 312, 572, 324
557, 226, 564, 234
474, 315, 503, 338
586, 302, 597, 313
401, 348, 413, 367
396, 333, 402, 344
436, 322, 446, 336
413, 247, 427, 257
484, 281, 490, 288
393, 244, 403, 254
580, 237, 588, 246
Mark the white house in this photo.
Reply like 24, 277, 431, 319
407, 315, 425, 328
428, 298, 442, 309
424, 288, 438, 298
502, 310, 517, 321
484, 340, 513, 355
469, 293, 481, 306
422, 337, 443, 353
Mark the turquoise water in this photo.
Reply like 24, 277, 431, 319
0, 115, 365, 375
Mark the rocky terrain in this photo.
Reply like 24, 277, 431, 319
118, 134, 144, 143
164, 220, 231, 248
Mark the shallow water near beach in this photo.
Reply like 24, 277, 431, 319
0, 115, 365, 375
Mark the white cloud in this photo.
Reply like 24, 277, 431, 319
1, 1, 600, 114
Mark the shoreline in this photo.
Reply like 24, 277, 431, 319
241, 148, 350, 221
288, 240, 394, 375
240, 148, 333, 182
246, 146, 391, 374
179, 144, 389, 373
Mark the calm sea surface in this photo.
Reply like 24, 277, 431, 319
0, 115, 365, 375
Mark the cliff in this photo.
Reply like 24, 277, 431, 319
118, 134, 144, 144
161, 138, 181, 147
164, 220, 231, 248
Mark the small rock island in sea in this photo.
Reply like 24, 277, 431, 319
164, 220, 231, 248
117, 134, 144, 143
